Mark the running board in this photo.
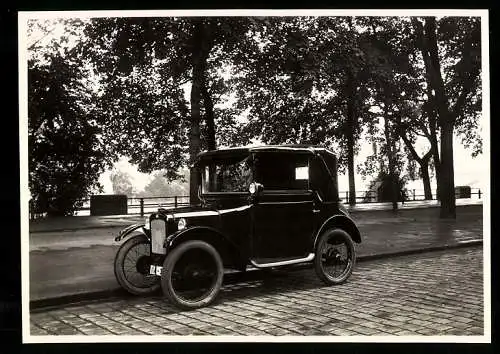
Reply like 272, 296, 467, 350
250, 253, 315, 268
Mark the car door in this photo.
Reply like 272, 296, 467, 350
250, 152, 315, 261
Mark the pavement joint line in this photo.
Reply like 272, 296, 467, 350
29, 240, 483, 311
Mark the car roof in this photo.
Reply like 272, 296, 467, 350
196, 144, 336, 160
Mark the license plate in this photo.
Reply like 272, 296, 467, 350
149, 265, 163, 276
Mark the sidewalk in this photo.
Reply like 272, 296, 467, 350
28, 202, 484, 308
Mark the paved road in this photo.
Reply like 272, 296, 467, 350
29, 246, 485, 337
28, 205, 483, 302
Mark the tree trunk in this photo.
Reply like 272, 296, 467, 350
423, 17, 456, 218
201, 78, 216, 151
384, 113, 398, 212
398, 128, 433, 201
189, 77, 202, 204
439, 121, 456, 218
188, 21, 208, 204
414, 17, 444, 202
346, 131, 356, 206
428, 122, 441, 200
420, 155, 433, 200
346, 75, 357, 206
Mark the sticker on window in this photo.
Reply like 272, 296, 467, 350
295, 166, 308, 180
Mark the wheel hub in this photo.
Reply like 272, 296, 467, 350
136, 256, 152, 275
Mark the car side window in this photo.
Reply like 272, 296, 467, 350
254, 152, 309, 191
201, 156, 253, 193
309, 156, 337, 202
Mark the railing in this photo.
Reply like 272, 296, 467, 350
339, 187, 482, 204
29, 187, 482, 219
73, 196, 191, 217
127, 196, 190, 216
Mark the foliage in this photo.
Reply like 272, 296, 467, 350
28, 48, 110, 216
412, 16, 482, 217
363, 171, 408, 203
230, 16, 380, 190
79, 17, 255, 180
26, 16, 482, 215
109, 170, 136, 196
137, 169, 189, 197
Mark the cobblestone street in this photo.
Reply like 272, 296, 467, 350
29, 246, 484, 338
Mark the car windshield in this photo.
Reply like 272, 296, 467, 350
200, 155, 252, 193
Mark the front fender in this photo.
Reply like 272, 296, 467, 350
164, 226, 244, 266
115, 223, 150, 242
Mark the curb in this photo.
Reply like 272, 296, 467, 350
30, 288, 129, 312
29, 224, 138, 234
356, 239, 483, 262
29, 239, 483, 311
29, 203, 483, 234
348, 202, 482, 214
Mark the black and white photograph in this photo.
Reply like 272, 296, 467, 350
19, 9, 490, 343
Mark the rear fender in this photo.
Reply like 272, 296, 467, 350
314, 214, 362, 248
115, 224, 150, 242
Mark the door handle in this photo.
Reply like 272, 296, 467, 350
313, 209, 320, 213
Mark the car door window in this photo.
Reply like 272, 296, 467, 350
310, 156, 337, 202
254, 152, 310, 191
201, 156, 253, 193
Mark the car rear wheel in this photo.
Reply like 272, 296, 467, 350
314, 228, 356, 285
114, 235, 160, 295
161, 240, 224, 310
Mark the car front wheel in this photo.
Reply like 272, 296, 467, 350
113, 235, 160, 295
161, 240, 224, 310
314, 228, 356, 285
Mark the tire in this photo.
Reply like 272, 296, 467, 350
314, 228, 356, 285
113, 235, 160, 295
161, 240, 224, 310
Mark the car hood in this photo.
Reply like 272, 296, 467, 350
157, 204, 252, 219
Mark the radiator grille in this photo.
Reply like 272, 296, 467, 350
150, 218, 167, 255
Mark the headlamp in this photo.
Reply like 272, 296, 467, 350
177, 218, 187, 230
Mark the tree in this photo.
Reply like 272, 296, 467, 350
80, 17, 255, 203
28, 19, 111, 216
358, 16, 482, 209
110, 170, 136, 196
139, 170, 189, 197
232, 17, 376, 205
413, 16, 481, 218
359, 17, 417, 210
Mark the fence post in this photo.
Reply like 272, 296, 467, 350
478, 189, 481, 199
175, 196, 178, 208
413, 189, 416, 201
345, 191, 348, 203
140, 198, 144, 217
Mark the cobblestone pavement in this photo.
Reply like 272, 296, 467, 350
29, 247, 484, 337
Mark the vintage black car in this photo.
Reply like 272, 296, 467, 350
114, 145, 362, 309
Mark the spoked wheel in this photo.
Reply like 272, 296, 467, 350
161, 240, 224, 310
314, 228, 356, 285
114, 235, 160, 295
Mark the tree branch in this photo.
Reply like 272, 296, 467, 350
399, 129, 423, 164
452, 62, 480, 121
